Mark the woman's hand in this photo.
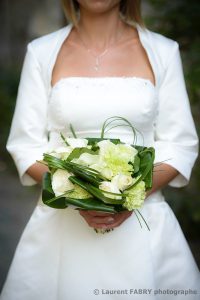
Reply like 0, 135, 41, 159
79, 209, 133, 230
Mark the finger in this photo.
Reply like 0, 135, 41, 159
79, 214, 115, 226
79, 210, 133, 229
78, 209, 90, 217
90, 216, 115, 224
82, 218, 111, 229
87, 210, 115, 217
78, 209, 114, 217
93, 220, 123, 229
90, 222, 109, 229
88, 214, 124, 229
93, 212, 133, 229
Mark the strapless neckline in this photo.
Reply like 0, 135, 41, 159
51, 76, 156, 92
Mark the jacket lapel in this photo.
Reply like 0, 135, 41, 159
45, 22, 162, 96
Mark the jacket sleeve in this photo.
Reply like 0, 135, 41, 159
6, 42, 49, 186
154, 41, 199, 187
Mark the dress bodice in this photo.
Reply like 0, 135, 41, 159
47, 76, 158, 148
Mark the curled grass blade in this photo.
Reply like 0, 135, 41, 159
60, 133, 70, 146
69, 123, 77, 138
135, 209, 150, 231
133, 210, 143, 228
100, 116, 144, 146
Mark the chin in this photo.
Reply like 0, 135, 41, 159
77, 0, 120, 14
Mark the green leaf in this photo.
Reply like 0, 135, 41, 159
133, 145, 146, 152
42, 172, 68, 209
67, 165, 101, 186
42, 172, 54, 194
133, 154, 140, 174
43, 154, 103, 185
125, 147, 155, 190
43, 154, 67, 170
139, 147, 155, 189
64, 197, 117, 213
69, 176, 125, 205
86, 137, 121, 145
42, 172, 117, 212
66, 147, 98, 162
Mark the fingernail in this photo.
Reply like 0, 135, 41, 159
101, 225, 107, 229
107, 217, 114, 223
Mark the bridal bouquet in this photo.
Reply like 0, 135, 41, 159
39, 117, 155, 233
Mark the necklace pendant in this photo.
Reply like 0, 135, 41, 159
94, 57, 100, 71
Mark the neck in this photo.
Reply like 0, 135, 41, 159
76, 4, 127, 51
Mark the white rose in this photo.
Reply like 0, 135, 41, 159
97, 140, 114, 155
123, 144, 138, 159
48, 146, 73, 160
99, 181, 121, 200
66, 138, 88, 148
100, 167, 113, 180
52, 169, 74, 197
73, 153, 100, 166
111, 174, 133, 191
90, 163, 113, 180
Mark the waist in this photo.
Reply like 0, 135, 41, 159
47, 130, 154, 149
144, 190, 165, 204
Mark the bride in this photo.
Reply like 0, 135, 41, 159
1, 0, 200, 299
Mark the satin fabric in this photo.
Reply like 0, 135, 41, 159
1, 23, 200, 300
5, 23, 199, 187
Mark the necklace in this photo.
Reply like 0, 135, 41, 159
77, 27, 124, 72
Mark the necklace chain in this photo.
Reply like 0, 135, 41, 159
77, 27, 124, 71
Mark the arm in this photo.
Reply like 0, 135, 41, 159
6, 42, 49, 186
26, 163, 49, 185
146, 163, 179, 197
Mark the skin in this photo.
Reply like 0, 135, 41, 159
27, 0, 179, 230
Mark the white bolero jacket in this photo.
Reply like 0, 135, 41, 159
6, 23, 199, 187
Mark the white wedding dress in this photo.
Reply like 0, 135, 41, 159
1, 76, 200, 300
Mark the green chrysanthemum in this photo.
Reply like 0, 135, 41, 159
123, 180, 146, 211
67, 185, 92, 199
98, 140, 138, 178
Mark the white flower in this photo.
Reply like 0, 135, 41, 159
90, 162, 113, 180
100, 167, 113, 180
52, 169, 74, 197
48, 146, 73, 160
111, 174, 133, 191
72, 153, 100, 166
96, 140, 138, 178
99, 181, 122, 200
97, 140, 114, 156
66, 138, 88, 148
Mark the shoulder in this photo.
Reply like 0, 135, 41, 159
138, 25, 179, 68
149, 28, 179, 59
26, 24, 72, 65
146, 27, 178, 50
29, 26, 65, 49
